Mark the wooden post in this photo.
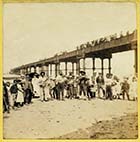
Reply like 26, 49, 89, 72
101, 58, 104, 76
108, 58, 111, 75
83, 58, 86, 71
92, 57, 95, 75
76, 59, 80, 75
65, 62, 68, 75
72, 62, 74, 74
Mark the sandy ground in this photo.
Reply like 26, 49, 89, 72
59, 112, 138, 139
3, 98, 138, 139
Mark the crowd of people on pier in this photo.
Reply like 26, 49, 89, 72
75, 30, 135, 50
3, 70, 137, 113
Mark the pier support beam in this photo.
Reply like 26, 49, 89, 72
33, 66, 36, 73
55, 63, 60, 77
134, 49, 138, 75
41, 65, 44, 73
65, 62, 68, 75
108, 58, 111, 75
57, 63, 60, 74
72, 62, 74, 74
92, 57, 95, 75
25, 68, 28, 74
76, 59, 80, 75
83, 58, 86, 71
29, 67, 32, 73
46, 64, 49, 77
50, 64, 52, 76
55, 64, 57, 77
39, 66, 43, 74
101, 58, 104, 76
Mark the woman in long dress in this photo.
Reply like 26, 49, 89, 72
32, 74, 40, 98
16, 83, 24, 107
130, 77, 137, 101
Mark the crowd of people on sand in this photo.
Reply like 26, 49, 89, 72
3, 70, 137, 114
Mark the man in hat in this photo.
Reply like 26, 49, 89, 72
105, 73, 113, 100
55, 70, 65, 100
79, 70, 88, 97
121, 77, 130, 100
3, 81, 10, 113
96, 73, 105, 98
48, 76, 56, 99
67, 72, 75, 99
10, 80, 18, 109
38, 72, 48, 102
24, 74, 34, 104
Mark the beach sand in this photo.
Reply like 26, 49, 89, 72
3, 98, 138, 139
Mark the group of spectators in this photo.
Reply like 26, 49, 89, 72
76, 30, 134, 50
3, 70, 137, 114
3, 73, 33, 113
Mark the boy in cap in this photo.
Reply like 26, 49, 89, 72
121, 77, 130, 100
96, 73, 105, 98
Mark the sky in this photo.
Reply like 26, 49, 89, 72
3, 2, 136, 77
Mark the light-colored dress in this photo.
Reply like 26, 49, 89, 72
130, 81, 137, 98
16, 84, 24, 103
112, 80, 121, 96
32, 77, 40, 97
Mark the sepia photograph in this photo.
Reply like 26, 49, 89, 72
3, 2, 138, 139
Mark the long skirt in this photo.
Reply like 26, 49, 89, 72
9, 93, 17, 107
16, 92, 24, 103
